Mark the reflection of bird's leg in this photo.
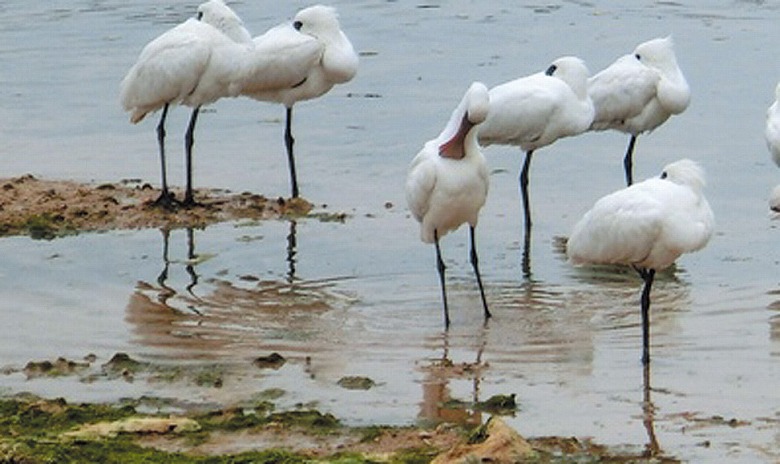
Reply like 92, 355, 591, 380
434, 229, 450, 329
182, 106, 201, 207
153, 104, 176, 208
642, 362, 661, 457
473, 326, 487, 403
185, 228, 199, 298
469, 226, 491, 321
183, 227, 203, 316
284, 106, 299, 199
156, 228, 176, 305
635, 266, 656, 365
286, 220, 298, 284
624, 135, 638, 186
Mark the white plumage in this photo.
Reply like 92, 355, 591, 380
240, 5, 359, 199
588, 36, 690, 185
120, 0, 252, 206
567, 159, 714, 364
478, 56, 594, 236
406, 82, 491, 327
479, 56, 594, 152
765, 82, 780, 212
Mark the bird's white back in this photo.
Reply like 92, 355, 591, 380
120, 1, 256, 123
567, 159, 713, 270
478, 56, 594, 152
241, 5, 357, 108
588, 36, 690, 135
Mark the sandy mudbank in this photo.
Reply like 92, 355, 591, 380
0, 175, 315, 238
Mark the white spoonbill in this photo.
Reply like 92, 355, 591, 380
240, 5, 358, 199
567, 159, 714, 364
406, 82, 491, 328
478, 56, 594, 236
588, 36, 690, 186
765, 82, 780, 212
120, 0, 252, 207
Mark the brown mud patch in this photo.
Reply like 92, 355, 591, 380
0, 175, 315, 238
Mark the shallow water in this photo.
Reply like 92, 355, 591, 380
1, 0, 780, 462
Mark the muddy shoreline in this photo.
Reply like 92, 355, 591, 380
1, 351, 674, 463
0, 175, 316, 239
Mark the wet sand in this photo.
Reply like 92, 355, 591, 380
0, 175, 313, 238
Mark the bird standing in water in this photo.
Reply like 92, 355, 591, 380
567, 159, 714, 364
406, 82, 492, 328
478, 56, 594, 274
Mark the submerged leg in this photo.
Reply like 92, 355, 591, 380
636, 267, 656, 365
434, 229, 451, 329
182, 107, 201, 207
284, 106, 300, 199
469, 226, 491, 321
154, 104, 176, 208
519, 150, 534, 236
624, 135, 638, 186
521, 224, 532, 279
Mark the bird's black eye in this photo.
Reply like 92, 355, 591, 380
197, 11, 204, 20
545, 64, 557, 76
635, 53, 641, 60
660, 171, 668, 179
293, 20, 303, 30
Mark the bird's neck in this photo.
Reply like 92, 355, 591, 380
439, 114, 475, 160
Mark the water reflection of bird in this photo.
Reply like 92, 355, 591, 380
588, 36, 690, 186
478, 56, 594, 275
285, 220, 298, 283
406, 82, 491, 328
155, 229, 176, 305
567, 159, 714, 364
764, 82, 780, 212
127, 223, 347, 358
642, 364, 661, 457
120, 0, 253, 207
767, 293, 780, 356
419, 331, 487, 428
154, 228, 203, 314
241, 5, 358, 199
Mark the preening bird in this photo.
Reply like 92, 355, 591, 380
240, 5, 358, 199
120, 0, 252, 207
406, 82, 492, 328
765, 82, 780, 212
567, 159, 714, 364
588, 36, 690, 186
478, 56, 595, 236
